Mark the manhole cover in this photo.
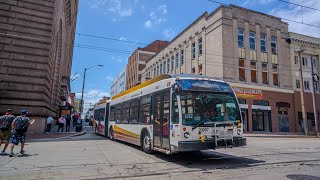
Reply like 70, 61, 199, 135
287, 174, 320, 180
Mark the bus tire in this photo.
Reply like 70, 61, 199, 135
141, 132, 152, 154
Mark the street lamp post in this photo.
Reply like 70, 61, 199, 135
79, 64, 103, 118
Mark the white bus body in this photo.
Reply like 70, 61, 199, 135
93, 100, 110, 137
107, 74, 246, 154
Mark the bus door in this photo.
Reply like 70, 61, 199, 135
104, 104, 109, 137
153, 90, 170, 150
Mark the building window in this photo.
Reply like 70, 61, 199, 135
160, 63, 163, 74
315, 82, 319, 92
238, 29, 244, 48
251, 60, 257, 83
260, 34, 266, 52
199, 64, 202, 75
157, 64, 159, 75
294, 56, 298, 65
273, 64, 279, 86
171, 56, 174, 72
167, 59, 170, 73
180, 49, 184, 65
198, 38, 202, 55
304, 80, 310, 90
271, 36, 277, 54
253, 100, 269, 106
296, 79, 300, 89
175, 53, 179, 69
262, 62, 268, 84
163, 62, 166, 74
238, 98, 246, 104
249, 32, 256, 50
312, 57, 317, 67
302, 57, 308, 66
239, 58, 245, 81
192, 42, 195, 59
154, 67, 156, 77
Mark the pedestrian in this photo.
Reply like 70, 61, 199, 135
72, 114, 77, 127
57, 116, 65, 132
9, 110, 35, 157
66, 115, 71, 132
0, 109, 15, 154
46, 116, 53, 133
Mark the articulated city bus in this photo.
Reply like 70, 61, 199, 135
93, 100, 110, 137
107, 74, 246, 154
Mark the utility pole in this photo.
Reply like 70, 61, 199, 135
297, 50, 308, 135
79, 64, 103, 118
311, 58, 319, 136
80, 68, 87, 117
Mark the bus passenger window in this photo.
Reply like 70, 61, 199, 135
139, 104, 151, 124
115, 109, 121, 124
122, 108, 129, 124
129, 99, 139, 124
172, 95, 179, 124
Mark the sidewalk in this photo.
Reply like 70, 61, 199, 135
244, 132, 319, 138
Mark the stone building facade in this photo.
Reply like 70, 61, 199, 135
0, 0, 78, 133
142, 5, 298, 133
126, 40, 169, 90
289, 32, 320, 134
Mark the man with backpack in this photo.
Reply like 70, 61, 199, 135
0, 109, 15, 154
9, 110, 35, 157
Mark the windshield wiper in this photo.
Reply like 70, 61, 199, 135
191, 115, 211, 131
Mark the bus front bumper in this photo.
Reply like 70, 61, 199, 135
177, 137, 247, 152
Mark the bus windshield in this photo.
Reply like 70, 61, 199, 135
180, 92, 240, 126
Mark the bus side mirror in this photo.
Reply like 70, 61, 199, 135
173, 84, 182, 93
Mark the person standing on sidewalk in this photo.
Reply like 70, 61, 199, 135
0, 109, 15, 154
9, 110, 35, 157
66, 115, 71, 132
57, 116, 66, 132
46, 116, 53, 133
72, 114, 77, 127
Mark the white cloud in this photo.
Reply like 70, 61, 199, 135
269, 0, 320, 38
106, 76, 114, 81
119, 36, 128, 41
76, 89, 110, 112
144, 4, 168, 28
111, 56, 124, 63
144, 20, 152, 28
158, 5, 168, 15
88, 0, 133, 21
162, 28, 176, 39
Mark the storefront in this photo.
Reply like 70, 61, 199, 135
232, 86, 295, 133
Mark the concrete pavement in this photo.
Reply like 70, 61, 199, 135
0, 129, 319, 180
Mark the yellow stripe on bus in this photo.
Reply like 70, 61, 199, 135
114, 125, 140, 139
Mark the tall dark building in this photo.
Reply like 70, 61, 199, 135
0, 0, 78, 133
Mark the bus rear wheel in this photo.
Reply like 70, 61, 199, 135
142, 133, 152, 154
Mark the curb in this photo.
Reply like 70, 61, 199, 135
244, 135, 319, 138
29, 129, 87, 142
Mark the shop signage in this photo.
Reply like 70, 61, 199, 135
233, 87, 263, 100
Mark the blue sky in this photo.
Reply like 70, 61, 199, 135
71, 0, 320, 110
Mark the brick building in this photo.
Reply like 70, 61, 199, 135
142, 5, 300, 133
126, 40, 169, 90
0, 0, 78, 133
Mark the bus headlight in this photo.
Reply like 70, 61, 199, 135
184, 132, 190, 138
237, 129, 242, 135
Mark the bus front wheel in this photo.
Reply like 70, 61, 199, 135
142, 133, 152, 154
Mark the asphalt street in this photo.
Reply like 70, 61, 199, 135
0, 126, 319, 180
